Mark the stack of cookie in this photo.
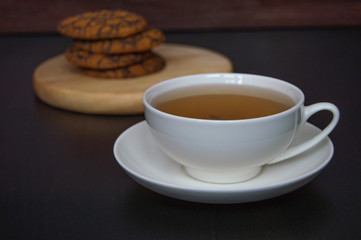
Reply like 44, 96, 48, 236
58, 10, 166, 78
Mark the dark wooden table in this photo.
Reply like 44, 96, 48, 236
1, 28, 361, 239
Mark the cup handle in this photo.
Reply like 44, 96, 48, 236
268, 102, 340, 164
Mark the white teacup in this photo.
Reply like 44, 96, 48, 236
143, 73, 339, 183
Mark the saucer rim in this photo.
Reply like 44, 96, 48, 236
113, 121, 334, 193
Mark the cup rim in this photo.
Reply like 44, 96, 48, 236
143, 73, 304, 123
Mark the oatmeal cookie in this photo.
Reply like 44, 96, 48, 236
71, 28, 166, 54
79, 53, 165, 78
65, 46, 151, 69
58, 9, 147, 40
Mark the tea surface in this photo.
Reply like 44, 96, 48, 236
152, 85, 293, 120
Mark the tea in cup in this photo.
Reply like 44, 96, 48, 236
143, 73, 339, 183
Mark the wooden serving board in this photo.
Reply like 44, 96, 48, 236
33, 43, 233, 114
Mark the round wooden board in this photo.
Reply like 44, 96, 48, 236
33, 43, 233, 114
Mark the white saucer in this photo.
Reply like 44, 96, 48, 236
113, 121, 334, 204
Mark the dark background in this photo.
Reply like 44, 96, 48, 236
1, 0, 361, 33
1, 1, 361, 239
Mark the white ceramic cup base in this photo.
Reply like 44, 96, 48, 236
184, 166, 262, 184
